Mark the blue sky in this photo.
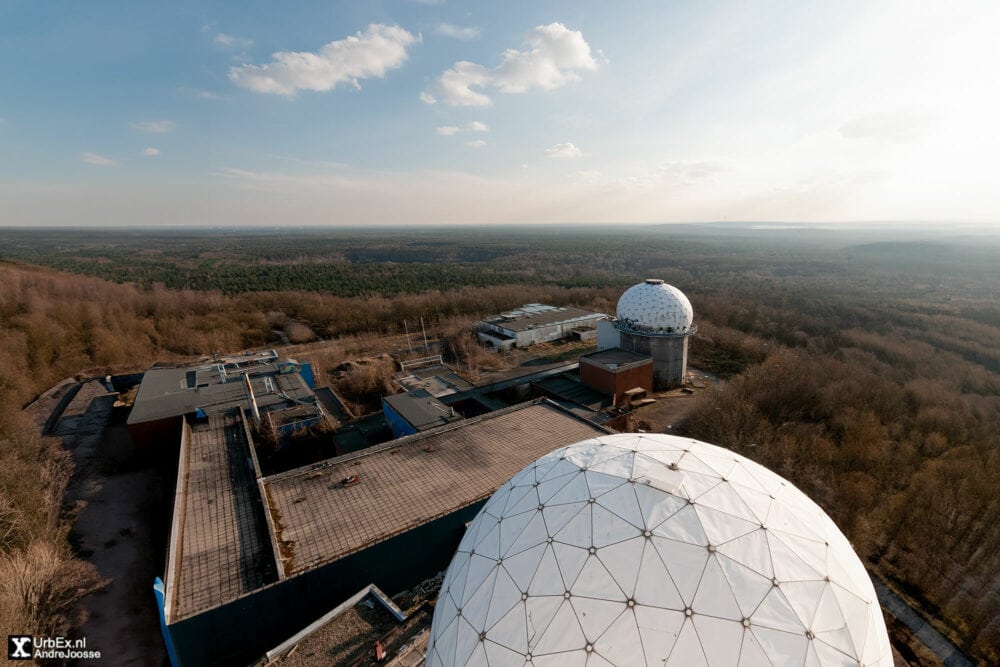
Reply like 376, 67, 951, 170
2, 0, 998, 226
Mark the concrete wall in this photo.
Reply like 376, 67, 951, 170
619, 333, 688, 389
128, 415, 183, 451
483, 315, 604, 349
476, 331, 516, 351
596, 320, 620, 350
164, 500, 485, 666
515, 324, 561, 347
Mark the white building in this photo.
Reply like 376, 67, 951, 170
477, 304, 606, 351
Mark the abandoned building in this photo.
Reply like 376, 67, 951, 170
475, 303, 605, 350
148, 386, 609, 665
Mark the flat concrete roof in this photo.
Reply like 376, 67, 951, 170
264, 400, 612, 577
166, 411, 276, 622
481, 305, 605, 333
580, 347, 652, 369
394, 366, 474, 397
536, 375, 611, 411
383, 389, 463, 432
128, 362, 314, 425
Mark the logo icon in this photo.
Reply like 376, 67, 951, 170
7, 636, 32, 660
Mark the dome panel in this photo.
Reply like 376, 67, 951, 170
616, 279, 694, 334
593, 606, 645, 659
634, 605, 686, 661
426, 434, 893, 666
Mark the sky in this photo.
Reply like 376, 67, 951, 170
1, 0, 999, 227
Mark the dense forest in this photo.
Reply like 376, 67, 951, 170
5, 225, 1000, 299
686, 294, 1000, 661
1, 225, 998, 663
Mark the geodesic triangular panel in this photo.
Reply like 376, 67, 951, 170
615, 280, 694, 333
426, 433, 893, 666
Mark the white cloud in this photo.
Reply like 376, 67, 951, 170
229, 24, 416, 96
544, 142, 582, 158
569, 169, 602, 183
143, 147, 161, 156
80, 152, 117, 166
465, 139, 487, 148
132, 120, 176, 133
839, 109, 938, 142
436, 121, 490, 135
435, 23, 480, 41
422, 23, 597, 106
592, 160, 728, 193
177, 86, 224, 100
657, 160, 727, 182
425, 63, 492, 106
214, 33, 254, 49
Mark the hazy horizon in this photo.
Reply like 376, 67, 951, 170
3, 1, 998, 227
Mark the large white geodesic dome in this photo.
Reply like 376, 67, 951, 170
616, 279, 694, 334
426, 434, 892, 667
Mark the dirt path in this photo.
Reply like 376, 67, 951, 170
627, 367, 719, 433
60, 380, 169, 666
875, 580, 974, 667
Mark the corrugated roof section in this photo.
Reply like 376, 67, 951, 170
264, 400, 612, 577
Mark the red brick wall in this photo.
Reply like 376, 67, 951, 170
580, 362, 614, 396
610, 364, 653, 405
580, 361, 653, 405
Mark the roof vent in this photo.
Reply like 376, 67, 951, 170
644, 278, 664, 285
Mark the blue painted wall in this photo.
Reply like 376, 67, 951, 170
382, 399, 417, 439
275, 416, 321, 439
298, 363, 316, 390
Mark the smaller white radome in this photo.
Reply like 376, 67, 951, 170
616, 279, 694, 334
426, 433, 892, 666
